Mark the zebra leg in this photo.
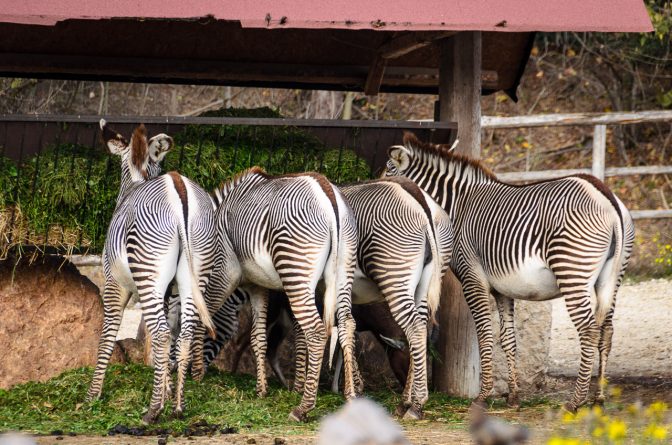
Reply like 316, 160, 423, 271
336, 302, 360, 400
249, 287, 270, 398
190, 323, 207, 381
562, 290, 600, 412
87, 280, 130, 401
459, 273, 496, 406
286, 289, 327, 422
401, 316, 427, 420
595, 304, 615, 405
292, 318, 307, 394
173, 311, 197, 418
493, 293, 520, 407
139, 293, 173, 424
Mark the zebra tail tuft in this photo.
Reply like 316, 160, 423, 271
322, 220, 339, 340
426, 222, 443, 321
328, 326, 339, 368
595, 222, 624, 327
172, 177, 216, 339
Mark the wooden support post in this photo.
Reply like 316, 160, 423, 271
592, 124, 607, 181
433, 31, 481, 398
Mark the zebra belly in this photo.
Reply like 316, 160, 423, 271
240, 253, 283, 290
488, 257, 561, 301
351, 267, 384, 305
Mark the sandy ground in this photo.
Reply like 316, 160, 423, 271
548, 278, 672, 378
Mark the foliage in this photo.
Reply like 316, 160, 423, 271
653, 240, 672, 274
0, 364, 469, 435
546, 390, 670, 444
0, 109, 372, 253
0, 154, 18, 208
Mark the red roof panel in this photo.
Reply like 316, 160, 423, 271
0, 0, 653, 32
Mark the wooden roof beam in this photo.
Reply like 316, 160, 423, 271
365, 31, 457, 96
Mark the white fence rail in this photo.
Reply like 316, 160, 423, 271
481, 110, 672, 220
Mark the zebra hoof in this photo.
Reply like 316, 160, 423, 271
562, 402, 578, 414
506, 393, 520, 408
256, 388, 268, 398
394, 403, 410, 417
402, 407, 423, 421
471, 398, 488, 410
592, 396, 605, 407
141, 411, 160, 425
288, 408, 307, 423
171, 407, 184, 420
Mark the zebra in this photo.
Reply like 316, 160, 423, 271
383, 132, 635, 412
201, 176, 453, 419
211, 166, 359, 422
86, 120, 239, 423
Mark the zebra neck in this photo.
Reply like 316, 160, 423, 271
115, 165, 147, 208
411, 154, 497, 220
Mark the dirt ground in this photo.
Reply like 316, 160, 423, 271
24, 279, 670, 445
548, 278, 672, 378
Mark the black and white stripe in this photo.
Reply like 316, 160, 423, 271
86, 120, 240, 423
384, 132, 634, 411
213, 167, 358, 422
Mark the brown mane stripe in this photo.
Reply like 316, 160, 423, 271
403, 131, 624, 230
131, 124, 149, 180
168, 171, 189, 240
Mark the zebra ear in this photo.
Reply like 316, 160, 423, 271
148, 133, 173, 163
387, 145, 411, 172
100, 119, 128, 155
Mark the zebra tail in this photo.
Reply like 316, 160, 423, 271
426, 221, 443, 322
594, 217, 624, 327
173, 179, 216, 339
322, 217, 339, 343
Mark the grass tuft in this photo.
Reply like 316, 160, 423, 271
0, 364, 470, 436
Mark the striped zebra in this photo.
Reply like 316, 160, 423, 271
201, 176, 453, 419
212, 166, 359, 422
384, 132, 634, 412
333, 177, 452, 419
86, 120, 238, 423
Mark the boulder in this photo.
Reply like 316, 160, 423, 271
0, 256, 119, 389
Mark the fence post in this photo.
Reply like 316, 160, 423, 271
592, 124, 606, 181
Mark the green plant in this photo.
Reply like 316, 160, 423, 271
0, 364, 470, 435
0, 108, 372, 254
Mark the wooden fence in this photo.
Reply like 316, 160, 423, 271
480, 110, 672, 220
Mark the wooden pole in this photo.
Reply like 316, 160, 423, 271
592, 125, 607, 181
433, 32, 481, 398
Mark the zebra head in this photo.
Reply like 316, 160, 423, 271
100, 119, 173, 182
383, 131, 460, 179
382, 132, 416, 178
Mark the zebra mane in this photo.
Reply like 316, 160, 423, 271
402, 131, 498, 182
213, 166, 267, 205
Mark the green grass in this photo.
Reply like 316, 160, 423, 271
0, 107, 373, 253
0, 364, 471, 436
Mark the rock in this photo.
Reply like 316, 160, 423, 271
0, 256, 118, 389
491, 299, 552, 396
